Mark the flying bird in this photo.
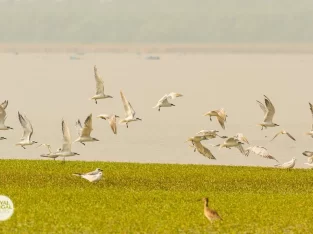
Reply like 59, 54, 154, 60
196, 130, 227, 139
219, 137, 245, 155
55, 120, 80, 162
97, 114, 119, 134
201, 197, 222, 223
204, 108, 227, 129
245, 146, 279, 162
38, 144, 61, 160
305, 102, 313, 137
270, 130, 296, 142
0, 104, 13, 131
90, 65, 113, 104
16, 112, 37, 149
119, 90, 142, 128
274, 157, 296, 169
73, 171, 103, 183
153, 92, 183, 111
74, 114, 99, 145
257, 95, 279, 130
189, 141, 216, 159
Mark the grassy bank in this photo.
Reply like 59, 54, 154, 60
0, 160, 312, 233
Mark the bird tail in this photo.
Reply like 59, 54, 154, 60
72, 173, 82, 177
152, 104, 159, 108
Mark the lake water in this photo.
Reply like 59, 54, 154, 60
0, 52, 312, 168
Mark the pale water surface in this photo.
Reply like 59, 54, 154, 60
0, 53, 312, 168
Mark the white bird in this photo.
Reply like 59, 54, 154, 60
302, 151, 313, 165
90, 65, 113, 104
203, 108, 227, 129
119, 90, 142, 128
153, 92, 183, 111
74, 114, 99, 145
219, 137, 245, 155
245, 146, 279, 162
234, 133, 250, 144
97, 114, 119, 134
73, 168, 103, 176
16, 112, 37, 149
274, 157, 296, 169
73, 171, 103, 183
305, 102, 313, 137
55, 120, 80, 162
0, 104, 13, 131
196, 130, 227, 139
257, 95, 279, 130
270, 130, 296, 142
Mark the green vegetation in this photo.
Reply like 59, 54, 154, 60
0, 160, 312, 233
0, 1, 313, 43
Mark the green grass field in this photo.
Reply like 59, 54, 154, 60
1, 160, 313, 233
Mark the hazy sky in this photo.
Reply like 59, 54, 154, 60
0, 0, 313, 43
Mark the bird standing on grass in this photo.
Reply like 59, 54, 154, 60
201, 197, 222, 223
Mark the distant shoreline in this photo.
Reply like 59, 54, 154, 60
1, 43, 313, 54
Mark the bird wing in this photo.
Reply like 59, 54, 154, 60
236, 133, 249, 144
61, 120, 72, 152
193, 141, 216, 159
167, 92, 183, 99
216, 115, 225, 129
75, 119, 83, 136
257, 100, 267, 115
225, 137, 237, 144
94, 65, 104, 95
108, 115, 117, 134
37, 143, 52, 153
236, 144, 246, 155
0, 100, 8, 110
217, 108, 227, 121
81, 114, 93, 137
18, 112, 33, 141
120, 91, 135, 118
286, 132, 296, 141
159, 94, 170, 104
309, 102, 313, 131
303, 151, 313, 157
0, 105, 6, 125
264, 95, 275, 122
270, 131, 282, 142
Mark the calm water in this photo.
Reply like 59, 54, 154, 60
0, 52, 312, 168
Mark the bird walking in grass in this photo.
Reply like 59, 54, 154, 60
274, 157, 296, 169
203, 108, 227, 129
270, 129, 296, 142
257, 95, 279, 130
119, 90, 142, 128
90, 65, 113, 104
73, 171, 103, 183
16, 112, 38, 149
74, 114, 99, 145
73, 168, 103, 176
97, 114, 119, 134
153, 92, 183, 111
201, 197, 222, 223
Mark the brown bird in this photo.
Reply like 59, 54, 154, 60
201, 197, 222, 223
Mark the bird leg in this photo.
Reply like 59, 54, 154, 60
80, 142, 85, 146
210, 117, 212, 121
158, 108, 160, 111
194, 148, 196, 152
21, 146, 26, 149
62, 157, 65, 164
126, 123, 129, 128
95, 100, 97, 104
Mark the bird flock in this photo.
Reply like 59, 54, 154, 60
1, 65, 313, 183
